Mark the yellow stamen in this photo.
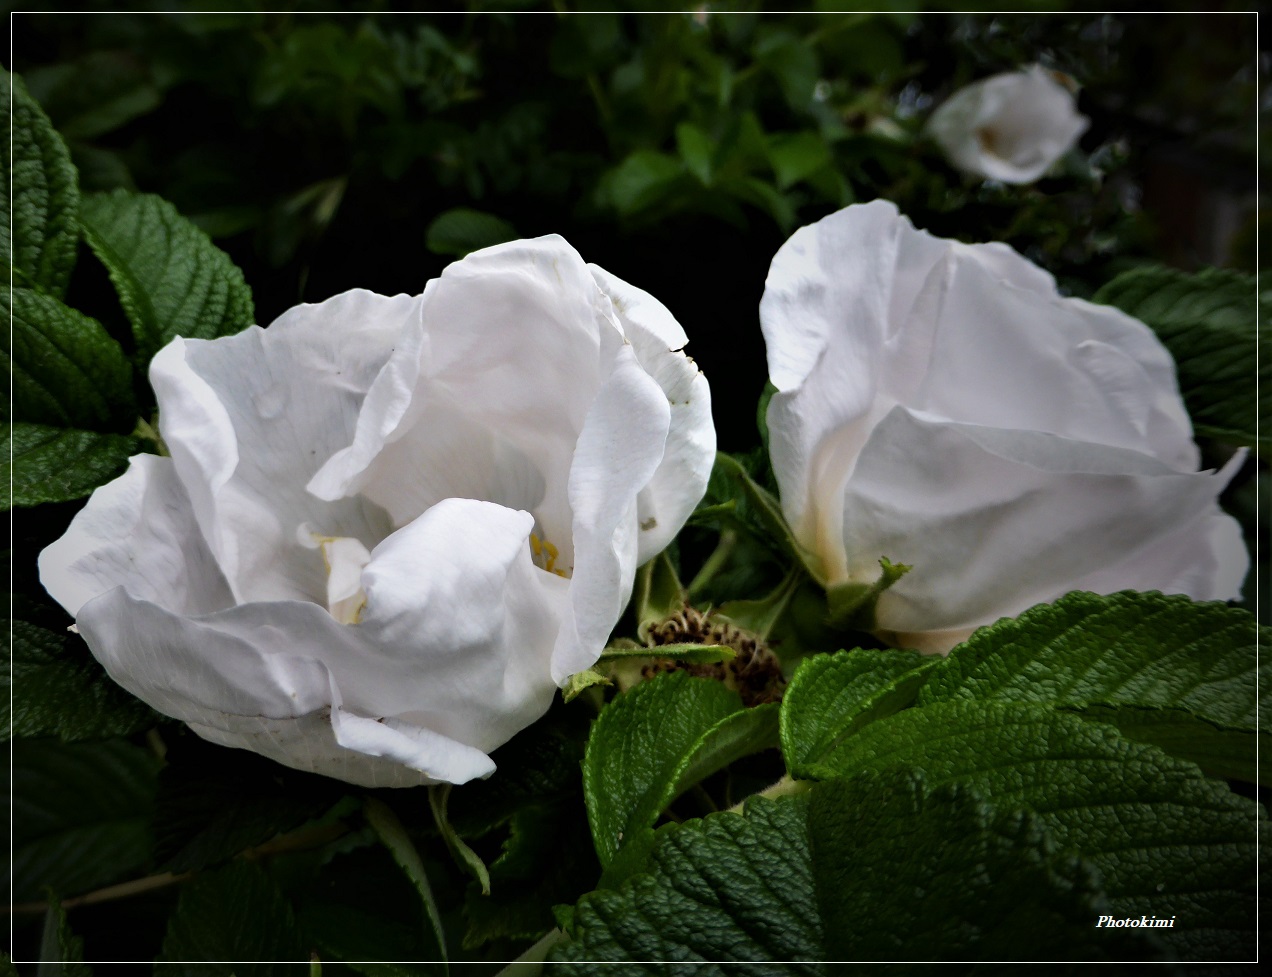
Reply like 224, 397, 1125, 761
529, 532, 569, 578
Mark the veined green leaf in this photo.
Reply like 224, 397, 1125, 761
3, 423, 143, 509
2, 71, 79, 297
154, 861, 306, 975
922, 590, 1264, 781
583, 671, 777, 871
552, 769, 1153, 968
812, 701, 1260, 960
3, 620, 156, 742
1093, 265, 1265, 450
780, 647, 938, 777
37, 893, 91, 977
7, 738, 159, 903
4, 286, 135, 430
79, 189, 254, 364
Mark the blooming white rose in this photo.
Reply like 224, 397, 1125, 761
39, 236, 714, 787
926, 65, 1089, 184
761, 201, 1247, 654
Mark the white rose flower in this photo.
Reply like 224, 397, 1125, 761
926, 65, 1089, 184
39, 236, 715, 787
761, 201, 1247, 654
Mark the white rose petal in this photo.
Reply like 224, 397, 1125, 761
926, 65, 1089, 184
760, 201, 1247, 654
39, 235, 715, 787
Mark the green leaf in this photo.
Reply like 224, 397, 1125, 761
37, 893, 92, 977
675, 122, 714, 185
79, 189, 255, 364
297, 845, 445, 977
4, 286, 135, 430
424, 207, 518, 258
7, 738, 160, 903
24, 52, 163, 141
447, 705, 589, 838
3, 423, 143, 509
363, 797, 448, 966
152, 737, 350, 874
766, 131, 831, 190
754, 30, 820, 112
429, 785, 491, 896
582, 671, 778, 870
812, 701, 1261, 960
155, 861, 307, 976
921, 590, 1265, 781
779, 647, 938, 778
808, 771, 1153, 962
603, 150, 685, 216
554, 770, 1149, 968
3, 620, 157, 742
692, 451, 817, 578
1093, 265, 1265, 450
2, 71, 80, 297
554, 793, 819, 970
462, 800, 598, 950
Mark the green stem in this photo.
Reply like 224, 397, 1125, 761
686, 528, 739, 601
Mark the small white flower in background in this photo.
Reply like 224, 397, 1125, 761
760, 201, 1246, 654
926, 64, 1089, 184
39, 237, 715, 787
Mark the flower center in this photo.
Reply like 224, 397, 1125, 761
314, 533, 370, 624
529, 531, 569, 578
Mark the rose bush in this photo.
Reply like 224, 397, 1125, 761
39, 236, 714, 787
926, 64, 1089, 184
761, 201, 1246, 654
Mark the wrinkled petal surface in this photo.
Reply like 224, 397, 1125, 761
761, 202, 1247, 651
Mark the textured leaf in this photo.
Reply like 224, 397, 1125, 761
7, 738, 160, 902
37, 893, 92, 977
553, 769, 1148, 969
79, 189, 254, 363
922, 590, 1264, 781
813, 701, 1261, 960
155, 861, 307, 976
447, 705, 590, 839
4, 286, 135, 429
3, 620, 157, 742
780, 647, 938, 777
424, 207, 517, 257
1093, 265, 1265, 450
152, 735, 349, 873
297, 844, 446, 975
364, 797, 447, 964
3, 423, 143, 509
809, 772, 1153, 962
2, 71, 79, 296
583, 671, 777, 869
556, 793, 820, 972
462, 800, 598, 949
